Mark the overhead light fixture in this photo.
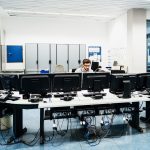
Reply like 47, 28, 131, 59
6, 9, 111, 18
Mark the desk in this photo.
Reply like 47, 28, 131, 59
1, 92, 38, 140
1, 90, 150, 144
38, 90, 150, 144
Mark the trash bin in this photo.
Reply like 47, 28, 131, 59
0, 115, 12, 130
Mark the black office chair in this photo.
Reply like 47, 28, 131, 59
111, 70, 125, 74
72, 68, 76, 73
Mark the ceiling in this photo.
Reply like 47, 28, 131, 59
0, 0, 150, 22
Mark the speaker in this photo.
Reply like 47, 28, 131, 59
123, 80, 131, 98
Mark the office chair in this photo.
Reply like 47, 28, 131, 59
72, 68, 76, 73
54, 65, 65, 73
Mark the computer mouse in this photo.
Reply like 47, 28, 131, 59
43, 101, 47, 103
139, 94, 142, 97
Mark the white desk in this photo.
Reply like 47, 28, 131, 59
38, 89, 150, 108
38, 89, 150, 144
2, 90, 150, 144
1, 92, 38, 141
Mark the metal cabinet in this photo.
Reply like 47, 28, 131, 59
68, 44, 86, 70
50, 44, 57, 73
56, 44, 68, 72
79, 44, 86, 65
25, 43, 38, 73
38, 44, 50, 71
25, 43, 86, 73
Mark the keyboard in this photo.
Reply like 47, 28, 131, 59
138, 90, 149, 95
54, 92, 77, 97
0, 94, 9, 102
83, 92, 106, 97
8, 96, 20, 101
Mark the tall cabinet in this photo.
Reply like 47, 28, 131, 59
25, 43, 86, 73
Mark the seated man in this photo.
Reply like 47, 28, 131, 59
75, 59, 93, 73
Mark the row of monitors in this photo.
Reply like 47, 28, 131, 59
0, 72, 150, 95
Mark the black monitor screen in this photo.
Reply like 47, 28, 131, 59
91, 61, 99, 71
19, 74, 51, 95
146, 75, 150, 89
136, 73, 150, 90
110, 74, 137, 94
51, 73, 81, 93
82, 72, 110, 92
0, 74, 19, 91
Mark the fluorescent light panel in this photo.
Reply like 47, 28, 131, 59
7, 9, 111, 18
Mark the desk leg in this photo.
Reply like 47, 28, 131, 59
128, 102, 143, 132
40, 108, 44, 144
7, 108, 27, 143
140, 101, 150, 122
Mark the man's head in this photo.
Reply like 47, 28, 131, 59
82, 59, 91, 72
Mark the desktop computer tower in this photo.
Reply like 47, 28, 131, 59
123, 80, 131, 98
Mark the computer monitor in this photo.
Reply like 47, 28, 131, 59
146, 75, 150, 89
0, 74, 19, 91
136, 73, 150, 91
82, 72, 110, 92
0, 74, 19, 101
110, 74, 137, 95
91, 61, 99, 72
51, 73, 81, 100
19, 74, 51, 98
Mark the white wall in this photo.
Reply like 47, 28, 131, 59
1, 16, 109, 70
2, 17, 108, 44
0, 10, 148, 72
127, 9, 146, 73
108, 9, 147, 73
108, 14, 127, 68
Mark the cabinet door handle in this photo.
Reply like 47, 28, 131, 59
78, 60, 81, 64
67, 60, 69, 64
49, 60, 51, 64
36, 60, 38, 64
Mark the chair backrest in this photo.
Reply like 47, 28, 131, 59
72, 68, 76, 73
54, 65, 65, 73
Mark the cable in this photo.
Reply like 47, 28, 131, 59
21, 128, 40, 146
44, 119, 55, 143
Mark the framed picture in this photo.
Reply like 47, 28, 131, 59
88, 46, 101, 62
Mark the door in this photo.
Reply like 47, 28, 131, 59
69, 44, 80, 70
50, 44, 57, 73
79, 44, 86, 65
56, 44, 68, 72
38, 43, 50, 72
25, 43, 38, 73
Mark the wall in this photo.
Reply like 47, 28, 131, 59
108, 10, 147, 73
127, 9, 146, 73
1, 16, 109, 71
108, 14, 127, 68
1, 10, 148, 72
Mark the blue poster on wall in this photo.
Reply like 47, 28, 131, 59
7, 45, 23, 63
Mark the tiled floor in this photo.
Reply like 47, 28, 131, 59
1, 109, 150, 150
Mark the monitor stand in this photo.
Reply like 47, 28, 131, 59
123, 80, 131, 98
60, 95, 73, 101
28, 94, 43, 102
83, 91, 106, 97
117, 81, 131, 99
